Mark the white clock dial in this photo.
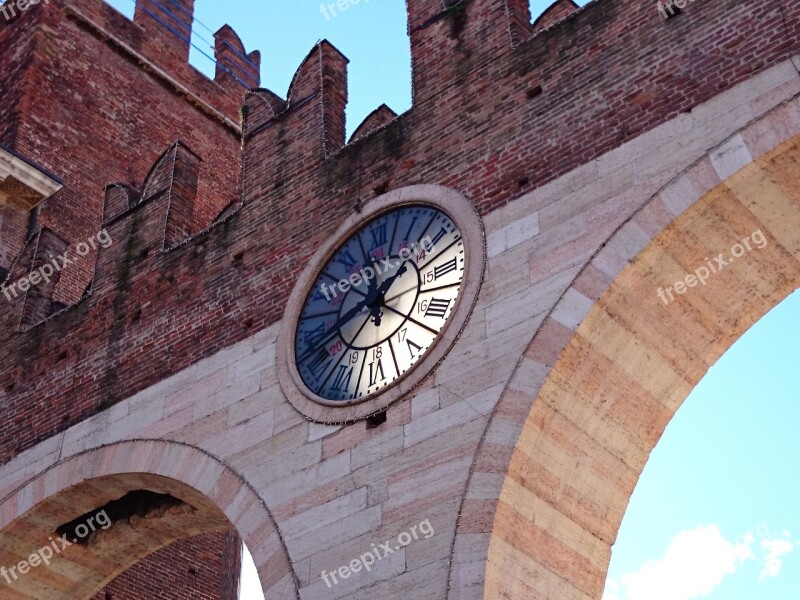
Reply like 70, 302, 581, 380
294, 205, 466, 402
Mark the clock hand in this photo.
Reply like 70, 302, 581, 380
298, 297, 371, 363
374, 261, 408, 298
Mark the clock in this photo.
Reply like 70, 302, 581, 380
278, 185, 484, 422
294, 204, 465, 401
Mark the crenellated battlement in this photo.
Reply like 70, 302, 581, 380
0, 0, 798, 469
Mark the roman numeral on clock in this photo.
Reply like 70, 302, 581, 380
302, 323, 325, 347
425, 298, 452, 319
368, 359, 386, 386
307, 348, 333, 380
369, 223, 388, 249
430, 227, 448, 247
434, 257, 458, 279
334, 248, 357, 272
331, 365, 354, 392
407, 338, 423, 358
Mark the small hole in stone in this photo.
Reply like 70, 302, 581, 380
518, 176, 529, 188
366, 411, 387, 429
526, 85, 543, 100
373, 182, 389, 196
233, 251, 245, 263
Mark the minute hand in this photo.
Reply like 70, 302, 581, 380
298, 297, 370, 363
375, 262, 408, 297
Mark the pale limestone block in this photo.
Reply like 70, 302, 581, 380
351, 427, 403, 471
385, 457, 471, 515
508, 357, 548, 395
511, 161, 599, 219
450, 560, 487, 589
263, 450, 352, 506
403, 398, 484, 449
436, 323, 534, 401
271, 398, 307, 435
486, 229, 507, 259
281, 487, 369, 540
228, 383, 282, 426
660, 174, 700, 217
484, 416, 526, 447
193, 374, 260, 420
309, 422, 342, 442
482, 249, 533, 306
202, 408, 274, 458
551, 287, 593, 330
221, 484, 256, 524
191, 335, 256, 376
750, 75, 800, 120
603, 220, 651, 267
449, 584, 485, 600
106, 400, 166, 441
464, 383, 504, 416
248, 322, 279, 351
166, 368, 230, 417
300, 548, 406, 600
453, 532, 490, 564
287, 505, 382, 560
184, 459, 226, 497
538, 163, 636, 231
465, 471, 505, 501
742, 101, 800, 158
240, 439, 321, 490
596, 112, 693, 179
593, 242, 630, 282
710, 133, 753, 180
405, 529, 452, 571
487, 211, 540, 258
347, 559, 446, 600
228, 343, 277, 383
485, 265, 578, 337
411, 387, 440, 420
263, 568, 297, 600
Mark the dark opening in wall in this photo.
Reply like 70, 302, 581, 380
56, 490, 188, 545
366, 410, 388, 429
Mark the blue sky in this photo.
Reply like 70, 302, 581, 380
99, 2, 797, 599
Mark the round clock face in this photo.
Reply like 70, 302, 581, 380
294, 204, 466, 402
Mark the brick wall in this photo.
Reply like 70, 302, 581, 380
1, 0, 796, 459
0, 0, 798, 598
90, 532, 241, 600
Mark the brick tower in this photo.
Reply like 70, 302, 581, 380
1, 0, 799, 599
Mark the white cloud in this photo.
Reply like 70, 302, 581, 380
604, 524, 798, 600
618, 525, 754, 600
759, 535, 794, 581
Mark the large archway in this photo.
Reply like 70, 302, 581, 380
0, 441, 297, 600
479, 101, 800, 598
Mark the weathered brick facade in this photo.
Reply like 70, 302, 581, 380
1, 0, 799, 598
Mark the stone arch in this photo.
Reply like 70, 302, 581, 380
447, 97, 800, 597
0, 440, 297, 600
